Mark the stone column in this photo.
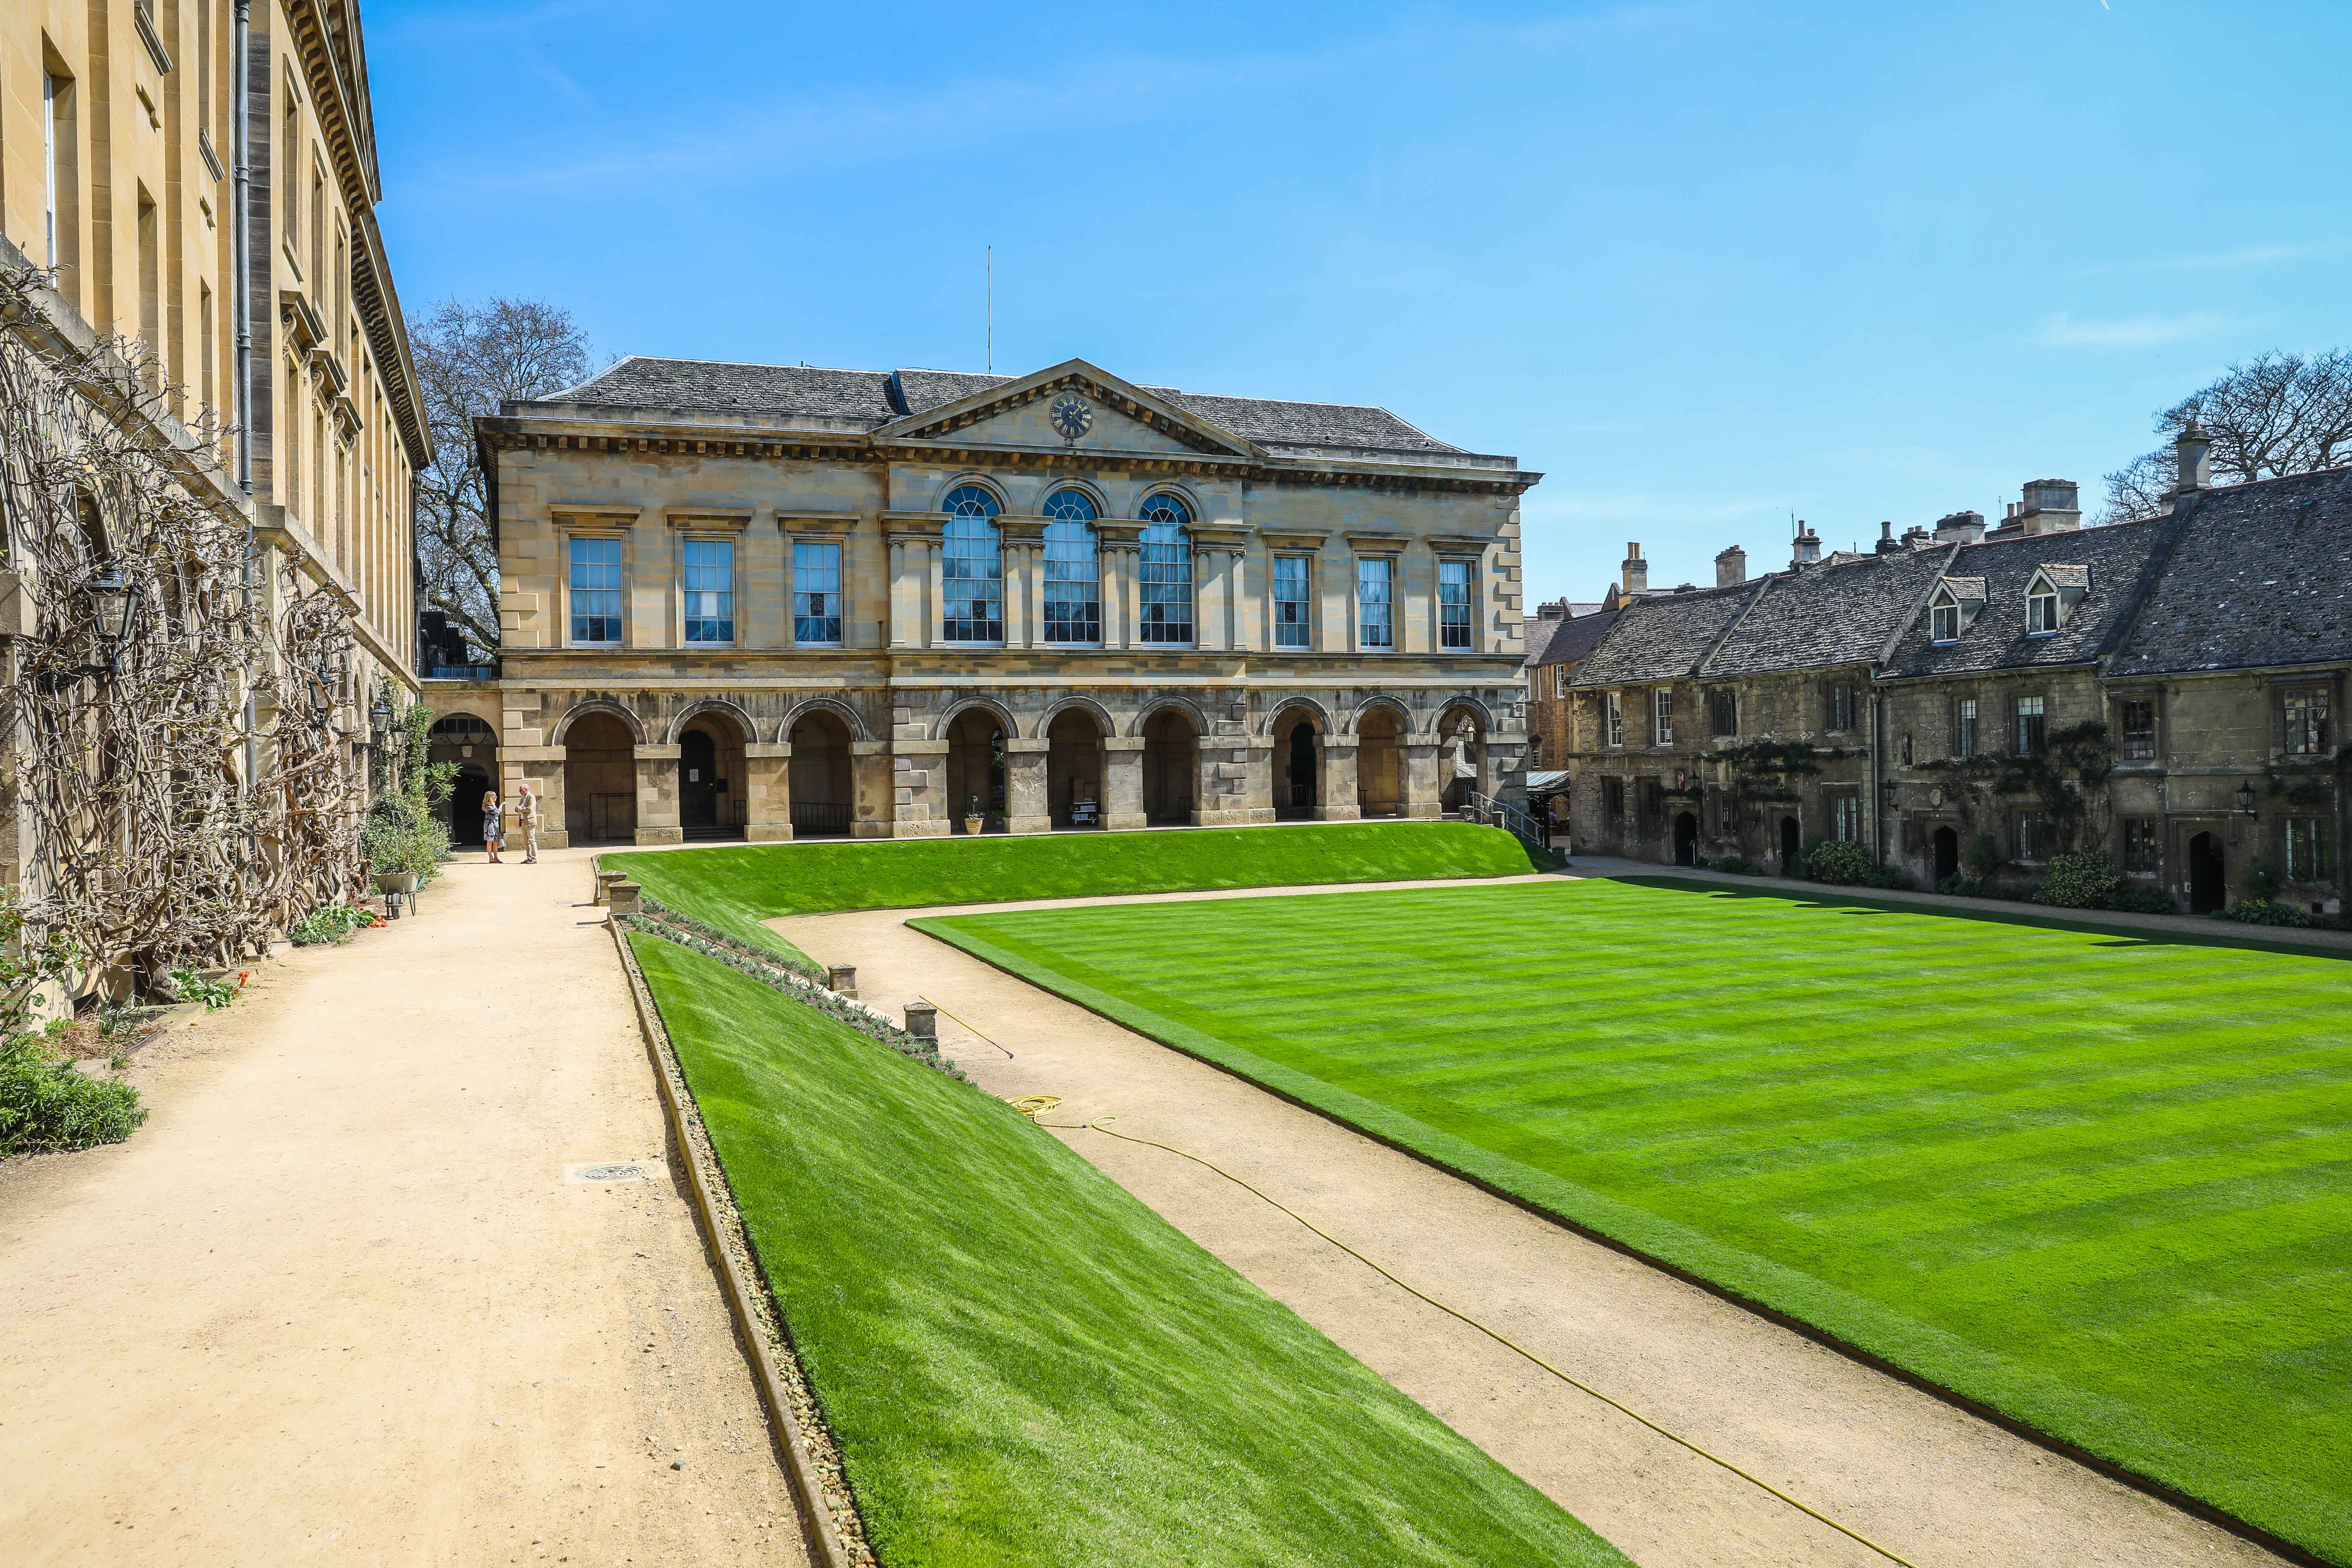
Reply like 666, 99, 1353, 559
1406, 742, 1443, 820
633, 743, 683, 844
744, 741, 792, 842
1226, 549, 1246, 651
1103, 737, 1147, 831
926, 541, 944, 648
851, 741, 894, 839
1006, 738, 1050, 834
888, 538, 912, 648
1321, 737, 1361, 821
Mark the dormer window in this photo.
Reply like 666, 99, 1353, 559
2027, 586, 2059, 634
1931, 595, 1960, 644
2023, 564, 2089, 637
1928, 576, 1984, 645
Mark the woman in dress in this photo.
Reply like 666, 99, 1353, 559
481, 789, 504, 865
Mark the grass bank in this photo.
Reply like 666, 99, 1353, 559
628, 930, 1626, 1567
916, 877, 2352, 1565
606, 822, 1541, 963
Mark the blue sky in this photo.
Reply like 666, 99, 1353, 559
368, 0, 2352, 602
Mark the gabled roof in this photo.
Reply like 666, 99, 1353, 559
873, 358, 1262, 459
2034, 563, 2092, 592
2109, 467, 2352, 676
1534, 606, 1622, 668
1521, 615, 1562, 669
1698, 546, 1951, 677
1572, 584, 1757, 686
538, 358, 900, 423
1883, 519, 2172, 677
1935, 576, 1987, 603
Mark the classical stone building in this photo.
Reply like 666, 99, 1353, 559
449, 358, 1537, 847
1558, 444, 2349, 914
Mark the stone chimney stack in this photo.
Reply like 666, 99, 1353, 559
1874, 521, 1901, 555
1714, 545, 1747, 587
1621, 542, 1648, 596
1902, 523, 1931, 549
2174, 423, 2212, 494
1931, 510, 1986, 545
1791, 521, 1821, 567
2014, 479, 2082, 535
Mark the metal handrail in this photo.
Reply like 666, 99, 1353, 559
1463, 790, 1550, 853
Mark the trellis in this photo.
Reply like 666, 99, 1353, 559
0, 263, 363, 994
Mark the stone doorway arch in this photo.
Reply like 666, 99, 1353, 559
1437, 707, 1486, 816
563, 713, 638, 844
1142, 708, 1199, 825
1357, 707, 1406, 819
946, 708, 1007, 833
678, 711, 748, 841
1932, 825, 1960, 886
788, 709, 855, 837
1048, 709, 1106, 828
1274, 709, 1321, 821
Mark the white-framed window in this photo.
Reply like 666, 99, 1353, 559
1930, 594, 1960, 644
1438, 559, 1473, 650
793, 540, 842, 645
2284, 689, 2330, 756
1827, 683, 1856, 732
1357, 557, 1394, 649
567, 535, 622, 645
1833, 795, 1861, 843
682, 539, 734, 644
2027, 585, 2060, 635
1552, 665, 1567, 700
1042, 487, 1101, 644
2015, 694, 2046, 754
1273, 554, 1311, 649
1138, 493, 1194, 645
43, 72, 63, 270
2286, 817, 2333, 883
1603, 690, 1624, 748
1654, 687, 1674, 746
941, 483, 1003, 643
1955, 696, 1978, 758
2120, 697, 2156, 760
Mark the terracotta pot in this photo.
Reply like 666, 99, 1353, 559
963, 817, 983, 836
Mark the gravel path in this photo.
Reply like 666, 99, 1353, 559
0, 848, 805, 1568
776, 879, 2287, 1568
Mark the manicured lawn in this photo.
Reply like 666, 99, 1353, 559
916, 877, 2352, 1564
606, 822, 1540, 964
628, 932, 1628, 1568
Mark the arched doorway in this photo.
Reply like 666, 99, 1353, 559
678, 713, 748, 841
1932, 826, 1959, 885
946, 708, 1006, 833
1048, 709, 1105, 828
449, 765, 492, 845
2189, 830, 2225, 913
788, 709, 854, 837
1275, 709, 1319, 821
1142, 708, 1198, 825
1438, 710, 1485, 816
1779, 815, 1801, 874
1357, 707, 1406, 819
563, 713, 638, 844
1674, 812, 1698, 866
428, 713, 498, 845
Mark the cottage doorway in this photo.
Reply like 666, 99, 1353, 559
1779, 815, 1801, 873
449, 765, 491, 845
1673, 812, 1698, 866
1932, 826, 1959, 885
2189, 831, 2226, 913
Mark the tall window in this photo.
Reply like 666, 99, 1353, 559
1653, 688, 1674, 746
1709, 688, 1738, 738
2286, 817, 2333, 883
1552, 664, 1567, 700
2120, 698, 2156, 760
1833, 796, 1861, 843
1827, 684, 1855, 732
1603, 691, 1624, 748
1438, 560, 1472, 650
1356, 557, 1393, 649
569, 536, 622, 645
2016, 811, 2051, 861
1930, 596, 1960, 644
1042, 488, 1100, 644
2284, 689, 2330, 756
1956, 696, 1978, 759
793, 541, 842, 645
2016, 695, 2046, 755
43, 73, 62, 269
1138, 494, 1194, 644
1273, 555, 1310, 649
2122, 817, 2161, 873
682, 539, 734, 643
941, 484, 1003, 642
281, 95, 299, 265
2027, 585, 2060, 635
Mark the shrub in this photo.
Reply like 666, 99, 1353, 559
360, 791, 452, 887
1713, 855, 1762, 875
167, 966, 241, 1009
2106, 884, 2177, 915
2217, 899, 2314, 927
1803, 840, 1876, 885
289, 903, 378, 947
1865, 869, 1915, 890
1936, 873, 1984, 897
1963, 832, 2005, 880
0, 1035, 148, 1153
2242, 855, 2280, 903
2034, 849, 2125, 909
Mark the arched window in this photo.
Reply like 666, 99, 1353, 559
940, 483, 1003, 643
1041, 488, 1100, 644
429, 713, 495, 741
1137, 493, 1194, 645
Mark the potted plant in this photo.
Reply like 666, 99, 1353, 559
962, 794, 985, 836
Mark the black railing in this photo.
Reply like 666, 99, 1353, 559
792, 801, 853, 837
425, 662, 498, 681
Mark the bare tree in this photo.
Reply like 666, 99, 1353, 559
2102, 349, 2352, 521
409, 298, 593, 654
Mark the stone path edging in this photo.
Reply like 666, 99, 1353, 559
610, 918, 868, 1568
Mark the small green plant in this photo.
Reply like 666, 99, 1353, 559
1936, 873, 1984, 897
1803, 840, 1876, 885
0, 1035, 147, 1153
2107, 884, 2177, 915
2033, 849, 2125, 910
1713, 855, 1762, 875
1864, 868, 1915, 891
2242, 854, 2280, 903
1963, 832, 2004, 880
2216, 899, 2313, 927
289, 903, 376, 947
168, 966, 241, 1010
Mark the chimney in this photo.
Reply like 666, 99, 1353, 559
1874, 521, 1901, 555
1791, 520, 1821, 567
1714, 545, 1747, 587
1536, 597, 1569, 622
2174, 423, 2212, 494
1902, 524, 1931, 549
2015, 478, 2082, 535
1931, 510, 1986, 545
1620, 542, 1648, 596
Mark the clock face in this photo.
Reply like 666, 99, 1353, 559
1049, 393, 1094, 441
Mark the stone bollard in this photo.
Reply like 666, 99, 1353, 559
827, 963, 858, 999
595, 869, 626, 905
903, 1001, 937, 1041
607, 880, 642, 915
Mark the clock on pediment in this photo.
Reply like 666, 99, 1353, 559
1048, 392, 1094, 443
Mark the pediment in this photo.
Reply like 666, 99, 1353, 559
875, 360, 1261, 460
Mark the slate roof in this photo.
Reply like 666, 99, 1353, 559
1700, 546, 1951, 677
1572, 586, 1756, 686
1882, 518, 2173, 677
1534, 606, 1622, 668
2109, 467, 2352, 675
1521, 615, 1562, 668
529, 356, 1470, 456
2037, 563, 2092, 591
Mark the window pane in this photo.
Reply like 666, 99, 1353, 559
569, 536, 622, 644
2017, 695, 2045, 754
1957, 697, 1977, 758
793, 540, 842, 644
1043, 510, 1100, 644
1274, 555, 1310, 649
942, 485, 1003, 642
1439, 559, 1472, 650
1138, 495, 1193, 644
1654, 688, 1673, 745
683, 539, 734, 643
1357, 558, 1392, 648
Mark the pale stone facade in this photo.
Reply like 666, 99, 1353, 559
456, 358, 1537, 847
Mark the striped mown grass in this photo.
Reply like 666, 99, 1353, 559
916, 876, 2352, 1564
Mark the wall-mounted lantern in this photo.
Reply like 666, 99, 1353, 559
2234, 780, 2258, 816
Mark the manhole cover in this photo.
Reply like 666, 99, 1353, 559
568, 1161, 649, 1183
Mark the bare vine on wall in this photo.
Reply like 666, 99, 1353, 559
0, 261, 366, 993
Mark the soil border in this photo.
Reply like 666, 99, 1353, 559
609, 918, 870, 1568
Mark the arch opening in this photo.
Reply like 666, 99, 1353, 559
678, 713, 748, 841
1274, 709, 1321, 821
1438, 707, 1486, 816
564, 712, 638, 844
1048, 709, 1106, 828
1142, 708, 1198, 825
788, 709, 855, 837
1357, 706, 1407, 819
946, 708, 1007, 833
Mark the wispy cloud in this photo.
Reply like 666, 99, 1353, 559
2080, 240, 2347, 275
2033, 311, 2235, 349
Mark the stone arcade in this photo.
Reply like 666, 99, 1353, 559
436, 358, 1537, 846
